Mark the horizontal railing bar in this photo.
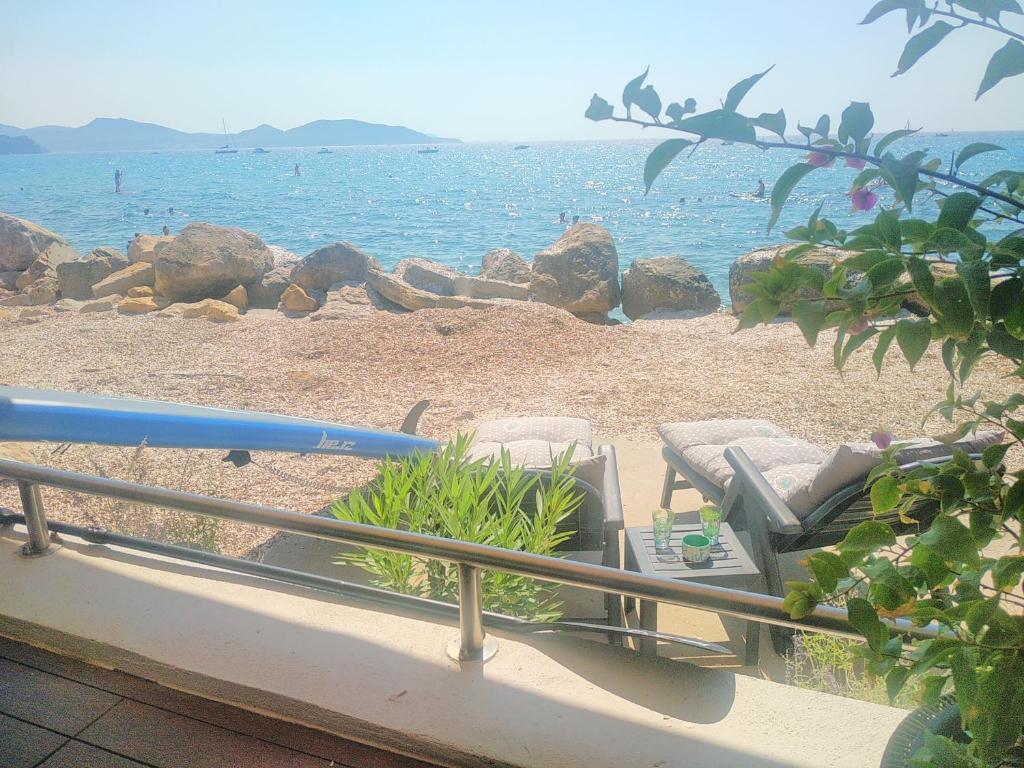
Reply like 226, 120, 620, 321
0, 511, 731, 652
0, 459, 935, 642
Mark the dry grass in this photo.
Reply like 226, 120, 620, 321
1, 304, 1018, 556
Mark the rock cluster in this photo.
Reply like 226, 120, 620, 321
621, 257, 721, 320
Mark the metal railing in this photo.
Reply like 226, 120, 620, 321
0, 458, 936, 662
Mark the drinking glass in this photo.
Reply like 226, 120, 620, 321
699, 505, 722, 545
652, 508, 673, 550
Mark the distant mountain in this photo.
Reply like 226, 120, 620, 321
0, 135, 44, 154
0, 117, 459, 153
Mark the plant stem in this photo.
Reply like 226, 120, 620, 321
928, 5, 1024, 44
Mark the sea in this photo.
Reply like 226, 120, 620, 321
2, 134, 1021, 307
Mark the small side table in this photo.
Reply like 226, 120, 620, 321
624, 520, 762, 665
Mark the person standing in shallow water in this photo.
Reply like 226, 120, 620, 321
294, 163, 301, 176
114, 169, 122, 193
162, 225, 170, 236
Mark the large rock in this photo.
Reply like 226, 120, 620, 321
365, 265, 495, 312
128, 234, 175, 263
247, 266, 291, 309
278, 283, 319, 313
529, 224, 620, 316
92, 262, 155, 298
221, 285, 248, 312
154, 223, 274, 302
22, 276, 59, 305
310, 284, 377, 322
399, 258, 528, 301
729, 244, 857, 315
0, 271, 20, 291
481, 248, 530, 284
15, 240, 80, 290
117, 296, 163, 315
79, 295, 122, 313
290, 242, 379, 292
621, 257, 721, 319
179, 298, 241, 322
56, 247, 130, 300
0, 213, 78, 272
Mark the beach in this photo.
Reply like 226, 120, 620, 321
2, 305, 1017, 556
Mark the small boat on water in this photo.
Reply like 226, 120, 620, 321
318, 147, 332, 154
215, 118, 238, 154
252, 147, 269, 154
514, 144, 530, 150
417, 147, 439, 154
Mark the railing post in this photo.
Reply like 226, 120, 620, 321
18, 481, 54, 557
447, 563, 497, 663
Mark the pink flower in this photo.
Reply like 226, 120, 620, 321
807, 151, 835, 168
845, 157, 867, 169
850, 316, 870, 334
870, 431, 894, 450
851, 187, 878, 212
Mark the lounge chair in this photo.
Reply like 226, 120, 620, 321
657, 420, 1003, 651
468, 417, 624, 629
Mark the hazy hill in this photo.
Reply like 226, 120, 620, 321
0, 134, 44, 154
0, 117, 459, 153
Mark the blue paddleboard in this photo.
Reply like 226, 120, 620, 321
0, 387, 439, 459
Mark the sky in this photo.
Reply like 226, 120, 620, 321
2, 0, 1023, 141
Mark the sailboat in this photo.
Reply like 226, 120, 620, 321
215, 119, 238, 154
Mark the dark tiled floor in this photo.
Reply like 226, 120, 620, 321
0, 636, 437, 768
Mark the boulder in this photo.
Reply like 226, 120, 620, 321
1, 271, 21, 291
16, 240, 79, 290
0, 293, 32, 308
22, 277, 59, 305
246, 266, 291, 309
279, 284, 319, 313
481, 248, 530, 284
393, 258, 528, 302
621, 257, 721, 320
79, 295, 122, 313
117, 296, 163, 315
530, 223, 620, 316
178, 298, 241, 322
56, 247, 130, 300
0, 213, 78, 272
92, 262, 155, 298
53, 298, 85, 313
128, 234, 175, 263
17, 306, 54, 322
221, 285, 248, 312
153, 222, 274, 302
310, 284, 376, 321
127, 285, 155, 298
730, 244, 860, 315
290, 242, 379, 292
366, 266, 495, 312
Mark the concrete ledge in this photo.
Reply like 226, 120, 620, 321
0, 525, 903, 767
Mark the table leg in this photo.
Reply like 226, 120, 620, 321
744, 619, 760, 667
638, 599, 658, 657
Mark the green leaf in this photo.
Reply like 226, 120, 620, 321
841, 519, 897, 556
665, 99, 696, 121
956, 260, 991, 318
873, 325, 898, 374
866, 258, 906, 290
840, 102, 875, 142
643, 139, 695, 194
838, 327, 878, 369
813, 114, 830, 138
806, 551, 848, 593
910, 733, 978, 768
862, 0, 923, 24
633, 85, 662, 121
874, 128, 919, 155
879, 152, 924, 211
896, 318, 933, 369
974, 655, 1024, 762
906, 256, 936, 306
894, 22, 955, 76
937, 192, 982, 231
673, 109, 757, 144
751, 109, 786, 139
622, 67, 649, 113
934, 278, 976, 339
723, 66, 773, 113
954, 142, 1004, 170
900, 218, 935, 243
871, 476, 903, 513
977, 38, 1024, 98
886, 665, 912, 703
847, 597, 889, 651
918, 516, 981, 567
993, 555, 1024, 590
956, 0, 1023, 20
791, 299, 827, 345
768, 163, 816, 232
585, 94, 614, 121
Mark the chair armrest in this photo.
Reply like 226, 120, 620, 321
597, 444, 624, 531
723, 446, 803, 535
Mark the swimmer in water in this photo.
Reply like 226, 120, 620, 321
162, 225, 170, 236
143, 208, 150, 216
114, 169, 123, 194
559, 211, 566, 224
294, 163, 301, 176
572, 215, 580, 225
168, 206, 174, 215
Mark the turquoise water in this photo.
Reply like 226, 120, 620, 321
1, 135, 1021, 303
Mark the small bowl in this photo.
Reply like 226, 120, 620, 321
681, 533, 712, 563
